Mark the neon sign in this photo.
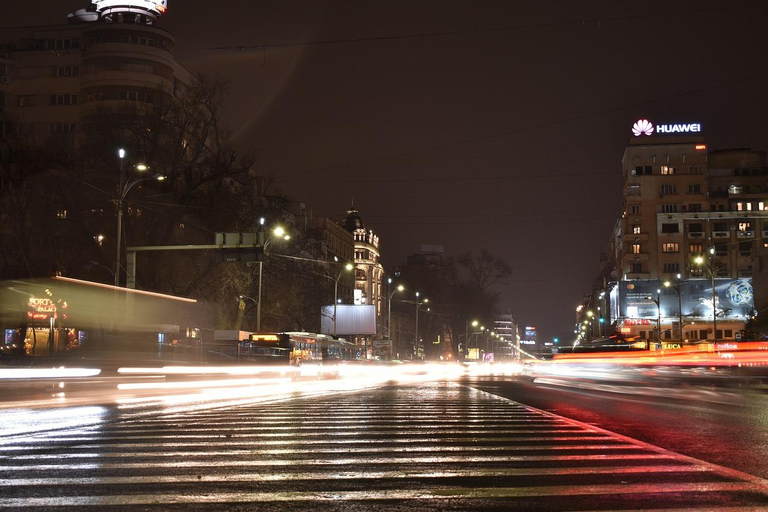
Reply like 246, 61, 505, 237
632, 119, 702, 136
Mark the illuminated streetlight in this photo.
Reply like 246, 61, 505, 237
255, 223, 291, 331
644, 289, 661, 350
414, 292, 428, 360
695, 251, 718, 342
386, 278, 404, 359
114, 149, 163, 286
333, 260, 354, 336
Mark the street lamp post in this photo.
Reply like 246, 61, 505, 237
255, 219, 291, 332
386, 279, 404, 359
237, 295, 258, 331
695, 249, 718, 342
644, 289, 661, 350
464, 319, 478, 361
333, 258, 354, 336
664, 273, 683, 342
114, 149, 164, 287
414, 292, 428, 360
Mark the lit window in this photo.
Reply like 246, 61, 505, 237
660, 166, 676, 175
690, 243, 703, 253
738, 222, 752, 232
94, 234, 104, 246
633, 225, 641, 234
57, 209, 67, 219
662, 243, 679, 253
632, 244, 641, 254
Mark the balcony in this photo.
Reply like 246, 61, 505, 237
737, 231, 754, 239
687, 231, 704, 239
712, 231, 730, 239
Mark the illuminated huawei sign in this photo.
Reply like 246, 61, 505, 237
632, 119, 702, 137
632, 119, 654, 136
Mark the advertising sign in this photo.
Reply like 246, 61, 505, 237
632, 119, 702, 137
619, 279, 753, 320
93, 1, 168, 15
320, 305, 376, 335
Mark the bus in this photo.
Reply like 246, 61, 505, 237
238, 332, 356, 377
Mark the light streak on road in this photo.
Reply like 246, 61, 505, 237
0, 368, 101, 379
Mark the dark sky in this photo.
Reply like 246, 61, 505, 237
3, 1, 768, 342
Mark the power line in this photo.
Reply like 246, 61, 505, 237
175, 4, 762, 52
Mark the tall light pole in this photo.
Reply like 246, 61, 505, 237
237, 295, 258, 331
333, 258, 354, 336
256, 219, 291, 332
664, 273, 683, 342
386, 278, 404, 359
644, 289, 661, 350
464, 319, 478, 360
695, 249, 718, 342
114, 149, 164, 286
414, 292, 428, 360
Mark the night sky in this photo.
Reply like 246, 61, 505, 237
3, 1, 768, 342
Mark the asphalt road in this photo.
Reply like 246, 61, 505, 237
466, 374, 768, 480
1, 376, 768, 511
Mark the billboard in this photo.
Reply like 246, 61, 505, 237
320, 305, 376, 335
619, 279, 753, 321
93, 1, 168, 15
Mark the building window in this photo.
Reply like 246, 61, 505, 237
740, 241, 752, 256
661, 184, 677, 195
689, 204, 702, 212
632, 225, 641, 234
688, 223, 703, 233
118, 91, 154, 103
661, 223, 679, 233
48, 122, 77, 133
17, 95, 35, 107
631, 263, 643, 273
54, 65, 79, 77
661, 204, 677, 213
630, 205, 640, 214
738, 221, 752, 232
663, 263, 680, 273
660, 166, 676, 175
715, 244, 727, 256
57, 209, 67, 219
713, 222, 728, 232
632, 244, 641, 254
662, 243, 679, 253
50, 94, 77, 106
688, 183, 701, 193
690, 243, 703, 254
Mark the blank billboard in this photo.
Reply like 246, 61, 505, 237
320, 305, 376, 335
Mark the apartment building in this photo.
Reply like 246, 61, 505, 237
602, 119, 765, 342
0, 1, 191, 143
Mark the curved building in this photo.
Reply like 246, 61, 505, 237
342, 204, 384, 324
0, 1, 190, 144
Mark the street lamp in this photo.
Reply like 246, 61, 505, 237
663, 273, 683, 342
333, 258, 354, 336
237, 295, 258, 330
695, 249, 719, 342
644, 289, 661, 350
255, 221, 291, 332
386, 278, 404, 359
114, 149, 165, 286
414, 292, 428, 360
464, 319, 479, 360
